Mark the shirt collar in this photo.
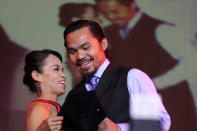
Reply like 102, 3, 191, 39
85, 58, 110, 91
94, 58, 110, 78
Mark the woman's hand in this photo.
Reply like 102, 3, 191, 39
38, 116, 64, 131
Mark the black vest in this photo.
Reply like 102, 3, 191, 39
95, 65, 130, 123
70, 65, 130, 123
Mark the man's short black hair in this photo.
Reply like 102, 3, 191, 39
64, 20, 106, 47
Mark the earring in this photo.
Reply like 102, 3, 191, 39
36, 82, 42, 94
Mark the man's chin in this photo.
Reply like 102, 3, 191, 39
80, 69, 95, 77
81, 72, 93, 77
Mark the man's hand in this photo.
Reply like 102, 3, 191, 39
98, 117, 120, 131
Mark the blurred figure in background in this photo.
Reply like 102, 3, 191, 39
58, 2, 110, 28
95, 0, 176, 78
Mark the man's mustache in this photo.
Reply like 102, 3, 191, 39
76, 57, 93, 66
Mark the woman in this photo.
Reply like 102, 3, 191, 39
23, 49, 66, 131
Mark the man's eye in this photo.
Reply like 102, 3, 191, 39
84, 46, 90, 50
68, 50, 77, 54
54, 68, 59, 71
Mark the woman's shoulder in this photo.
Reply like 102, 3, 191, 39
26, 100, 51, 117
25, 101, 51, 130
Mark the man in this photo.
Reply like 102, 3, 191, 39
95, 0, 177, 78
59, 20, 171, 131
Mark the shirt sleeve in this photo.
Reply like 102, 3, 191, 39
127, 68, 171, 131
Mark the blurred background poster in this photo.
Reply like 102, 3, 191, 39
0, 0, 196, 130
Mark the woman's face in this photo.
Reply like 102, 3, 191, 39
39, 54, 66, 96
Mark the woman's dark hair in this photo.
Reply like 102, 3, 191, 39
23, 49, 62, 93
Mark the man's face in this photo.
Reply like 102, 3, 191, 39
96, 0, 134, 27
65, 27, 107, 77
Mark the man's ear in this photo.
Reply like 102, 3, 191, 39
31, 70, 41, 82
101, 38, 108, 51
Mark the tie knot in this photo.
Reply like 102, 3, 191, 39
90, 76, 99, 85
88, 76, 99, 90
